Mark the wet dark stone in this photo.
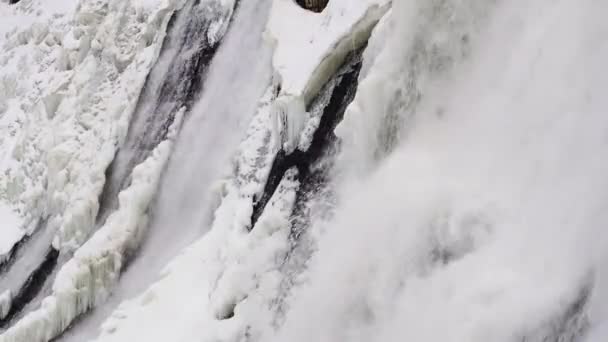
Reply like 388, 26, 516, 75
0, 247, 59, 328
251, 46, 365, 229
519, 278, 592, 342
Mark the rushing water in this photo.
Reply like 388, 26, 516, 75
58, 0, 272, 340
270, 1, 608, 341
0, 0, 238, 333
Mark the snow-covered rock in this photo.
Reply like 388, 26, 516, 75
267, 0, 389, 103
47, 1, 393, 341
0, 0, 175, 256
0, 106, 183, 342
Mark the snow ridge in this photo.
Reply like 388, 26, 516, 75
0, 0, 177, 338
0, 108, 183, 342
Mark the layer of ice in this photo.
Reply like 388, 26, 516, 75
0, 108, 183, 342
0, 205, 22, 258
266, 0, 388, 102
0, 0, 175, 255
4, 0, 606, 341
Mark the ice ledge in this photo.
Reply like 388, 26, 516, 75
266, 0, 389, 103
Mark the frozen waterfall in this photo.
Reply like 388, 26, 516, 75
1, 0, 608, 341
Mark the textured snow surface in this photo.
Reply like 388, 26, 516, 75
0, 109, 182, 342
267, 0, 389, 102
280, 1, 607, 341
0, 0, 79, 262
0, 0, 176, 340
0, 0, 174, 254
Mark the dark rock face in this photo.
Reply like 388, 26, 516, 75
0, 248, 59, 327
295, 0, 328, 13
251, 46, 365, 229
8, 0, 20, 4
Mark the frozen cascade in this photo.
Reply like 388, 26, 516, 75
0, 0, 178, 332
0, 0, 238, 339
49, 0, 239, 340
2, 0, 608, 341
57, 0, 273, 341
97, 0, 237, 224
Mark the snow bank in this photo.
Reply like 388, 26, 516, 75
273, 1, 607, 341
0, 108, 183, 342
0, 204, 23, 259
42, 1, 394, 341
266, 0, 389, 103
0, 0, 175, 255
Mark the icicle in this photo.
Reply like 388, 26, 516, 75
271, 95, 307, 154
0, 291, 11, 320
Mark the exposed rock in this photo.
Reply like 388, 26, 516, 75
295, 0, 328, 13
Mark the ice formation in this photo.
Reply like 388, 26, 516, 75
2, 0, 608, 342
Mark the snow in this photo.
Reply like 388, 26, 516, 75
37, 0, 391, 341
0, 107, 183, 342
0, 0, 175, 257
37, 1, 392, 341
267, 0, 389, 103
91, 167, 299, 342
0, 0, 84, 275
51, 1, 274, 341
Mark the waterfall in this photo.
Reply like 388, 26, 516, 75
0, 0, 237, 334
58, 0, 273, 340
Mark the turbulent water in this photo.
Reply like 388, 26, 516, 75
272, 1, 608, 341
